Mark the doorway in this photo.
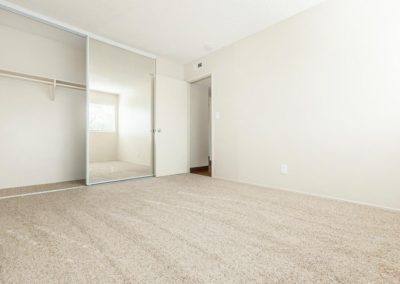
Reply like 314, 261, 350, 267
190, 76, 212, 177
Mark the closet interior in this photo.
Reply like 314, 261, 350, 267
0, 8, 154, 192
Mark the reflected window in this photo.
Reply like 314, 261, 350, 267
89, 103, 116, 132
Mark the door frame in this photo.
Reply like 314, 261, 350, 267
188, 73, 214, 177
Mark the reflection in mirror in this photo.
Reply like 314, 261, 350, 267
88, 39, 155, 184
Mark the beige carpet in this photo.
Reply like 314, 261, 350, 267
0, 174, 399, 283
89, 161, 152, 183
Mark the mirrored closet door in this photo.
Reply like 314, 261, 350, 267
87, 38, 155, 184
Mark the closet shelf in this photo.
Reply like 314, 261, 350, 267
0, 68, 86, 100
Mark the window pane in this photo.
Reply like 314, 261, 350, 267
89, 103, 116, 132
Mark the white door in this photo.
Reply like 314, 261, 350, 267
155, 75, 189, 177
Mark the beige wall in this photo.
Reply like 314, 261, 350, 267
156, 57, 184, 80
190, 83, 209, 168
0, 10, 86, 189
185, 0, 400, 210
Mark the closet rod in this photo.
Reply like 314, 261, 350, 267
0, 68, 86, 91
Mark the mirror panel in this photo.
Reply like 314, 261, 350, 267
87, 38, 155, 184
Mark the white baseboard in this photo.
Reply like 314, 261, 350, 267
212, 175, 400, 213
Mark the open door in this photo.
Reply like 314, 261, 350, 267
189, 76, 212, 177
155, 75, 189, 176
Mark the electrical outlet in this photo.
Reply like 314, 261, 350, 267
281, 164, 288, 175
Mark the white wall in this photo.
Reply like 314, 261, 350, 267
156, 57, 184, 80
89, 91, 119, 162
190, 83, 209, 168
185, 0, 400, 210
118, 80, 152, 166
0, 10, 86, 189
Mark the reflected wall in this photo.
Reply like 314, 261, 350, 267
87, 38, 155, 184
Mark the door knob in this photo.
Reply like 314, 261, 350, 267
157, 129, 162, 133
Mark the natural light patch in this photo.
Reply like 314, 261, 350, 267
89, 103, 116, 132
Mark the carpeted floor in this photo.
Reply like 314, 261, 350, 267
0, 174, 399, 283
89, 161, 152, 183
